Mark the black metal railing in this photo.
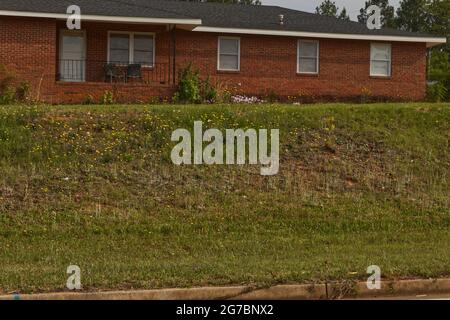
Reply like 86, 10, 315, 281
57, 60, 171, 85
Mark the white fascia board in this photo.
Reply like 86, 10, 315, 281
0, 10, 202, 25
194, 26, 447, 47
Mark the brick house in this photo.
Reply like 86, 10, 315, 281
0, 0, 446, 103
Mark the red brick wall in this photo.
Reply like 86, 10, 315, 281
175, 30, 427, 101
0, 17, 427, 103
0, 17, 56, 101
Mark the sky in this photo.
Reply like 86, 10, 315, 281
261, 0, 401, 21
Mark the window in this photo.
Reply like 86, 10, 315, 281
297, 40, 319, 74
108, 32, 154, 66
218, 37, 240, 71
133, 34, 154, 65
370, 43, 391, 77
109, 33, 130, 64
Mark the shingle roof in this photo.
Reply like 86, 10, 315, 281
0, 0, 441, 39
0, 0, 192, 20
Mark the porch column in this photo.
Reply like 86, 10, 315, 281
171, 24, 177, 86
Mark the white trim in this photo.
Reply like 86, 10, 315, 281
0, 10, 202, 25
107, 31, 155, 68
297, 40, 319, 75
194, 26, 447, 47
370, 43, 392, 77
217, 36, 241, 72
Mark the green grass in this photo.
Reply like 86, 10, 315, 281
0, 103, 449, 293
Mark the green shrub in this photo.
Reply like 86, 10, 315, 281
360, 87, 373, 104
427, 81, 448, 102
16, 81, 31, 101
101, 91, 115, 105
212, 81, 232, 103
0, 65, 16, 104
173, 63, 201, 104
219, 89, 232, 103
263, 89, 278, 103
428, 50, 450, 102
0, 75, 15, 93
201, 76, 217, 103
173, 64, 221, 103
0, 65, 32, 104
0, 86, 16, 104
83, 94, 95, 105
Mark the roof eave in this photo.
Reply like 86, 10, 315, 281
194, 26, 447, 46
0, 10, 202, 26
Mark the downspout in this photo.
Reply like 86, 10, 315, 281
168, 24, 172, 85
171, 24, 177, 87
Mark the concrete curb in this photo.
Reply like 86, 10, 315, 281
1, 278, 449, 300
0, 286, 250, 301
232, 284, 327, 300
348, 278, 450, 299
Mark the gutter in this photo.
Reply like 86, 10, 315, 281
194, 26, 447, 48
0, 10, 202, 26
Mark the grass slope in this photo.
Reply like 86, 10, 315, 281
0, 103, 449, 293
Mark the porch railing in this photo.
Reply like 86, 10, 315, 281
57, 59, 171, 86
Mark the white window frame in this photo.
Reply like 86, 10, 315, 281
370, 43, 392, 77
217, 36, 241, 72
107, 31, 155, 67
297, 40, 319, 75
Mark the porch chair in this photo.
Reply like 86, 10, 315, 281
126, 64, 142, 83
104, 63, 124, 83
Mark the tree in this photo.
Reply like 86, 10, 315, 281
315, 0, 351, 21
427, 0, 450, 61
395, 0, 430, 32
427, 0, 450, 101
430, 50, 449, 77
338, 7, 351, 21
357, 0, 396, 28
428, 0, 450, 70
181, 0, 261, 4
427, 0, 450, 37
315, 0, 338, 17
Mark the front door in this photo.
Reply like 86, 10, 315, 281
59, 30, 86, 82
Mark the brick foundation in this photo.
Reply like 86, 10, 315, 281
53, 82, 174, 104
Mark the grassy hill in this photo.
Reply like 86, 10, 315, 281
0, 103, 449, 293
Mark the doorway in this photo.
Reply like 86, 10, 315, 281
59, 30, 86, 82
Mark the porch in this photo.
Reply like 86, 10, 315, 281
55, 21, 186, 88
57, 59, 171, 86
